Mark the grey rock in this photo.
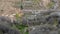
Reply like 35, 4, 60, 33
0, 25, 20, 34
0, 16, 20, 34
29, 25, 58, 34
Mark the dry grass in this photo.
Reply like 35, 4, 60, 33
0, 0, 23, 17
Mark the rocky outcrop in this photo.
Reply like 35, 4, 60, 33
27, 11, 60, 34
0, 16, 20, 34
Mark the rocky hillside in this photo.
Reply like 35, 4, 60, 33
0, 0, 60, 34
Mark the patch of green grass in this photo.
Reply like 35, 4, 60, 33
15, 13, 29, 34
53, 18, 58, 26
16, 24, 28, 30
0, 30, 3, 34
15, 14, 28, 34
47, 2, 55, 8
15, 13, 20, 18
15, 24, 28, 34
25, 30, 29, 34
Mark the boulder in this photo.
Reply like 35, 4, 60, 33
0, 16, 20, 34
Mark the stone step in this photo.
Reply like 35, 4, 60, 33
22, 9, 60, 13
23, 1, 33, 9
22, 1, 41, 9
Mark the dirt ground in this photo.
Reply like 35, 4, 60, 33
0, 0, 23, 18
